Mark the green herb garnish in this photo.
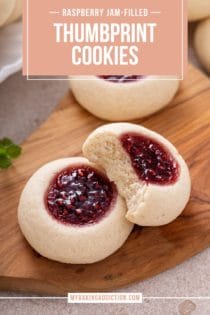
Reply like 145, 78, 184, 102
0, 138, 22, 169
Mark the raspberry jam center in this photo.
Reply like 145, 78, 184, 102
120, 133, 179, 185
98, 75, 144, 83
46, 165, 116, 226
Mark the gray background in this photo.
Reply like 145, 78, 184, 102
0, 24, 209, 315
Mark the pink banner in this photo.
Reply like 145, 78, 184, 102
23, 0, 187, 77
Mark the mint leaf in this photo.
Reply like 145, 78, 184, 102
0, 138, 13, 147
0, 138, 22, 169
0, 153, 11, 169
6, 144, 22, 159
0, 147, 6, 155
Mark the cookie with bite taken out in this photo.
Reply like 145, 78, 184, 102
83, 123, 191, 226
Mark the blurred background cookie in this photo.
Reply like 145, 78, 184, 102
5, 0, 22, 26
188, 0, 210, 21
70, 75, 180, 121
0, 0, 16, 27
194, 18, 210, 73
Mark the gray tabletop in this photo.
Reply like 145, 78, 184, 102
0, 26, 209, 315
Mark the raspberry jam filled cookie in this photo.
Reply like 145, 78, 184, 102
83, 123, 191, 226
18, 157, 133, 264
69, 75, 180, 121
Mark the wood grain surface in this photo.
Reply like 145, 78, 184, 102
0, 65, 210, 295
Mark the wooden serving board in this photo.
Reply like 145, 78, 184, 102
0, 65, 210, 295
